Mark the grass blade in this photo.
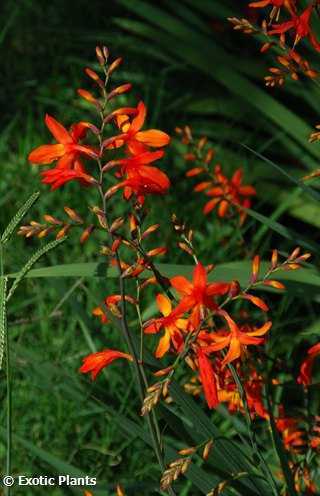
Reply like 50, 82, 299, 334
1, 192, 40, 244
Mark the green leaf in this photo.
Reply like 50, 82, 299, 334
1, 192, 40, 244
114, 0, 319, 164
242, 144, 320, 203
7, 261, 320, 295
266, 386, 298, 496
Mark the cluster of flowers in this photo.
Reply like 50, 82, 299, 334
229, 0, 320, 86
177, 125, 256, 225
24, 47, 319, 494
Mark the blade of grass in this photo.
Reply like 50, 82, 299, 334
1, 191, 40, 244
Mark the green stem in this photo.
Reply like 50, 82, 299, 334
1, 242, 11, 496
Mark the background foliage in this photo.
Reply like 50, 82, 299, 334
1, 0, 320, 494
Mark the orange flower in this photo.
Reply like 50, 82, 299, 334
297, 342, 320, 386
249, 0, 296, 15
269, 4, 320, 51
203, 166, 256, 224
93, 294, 136, 324
29, 115, 98, 189
197, 347, 219, 409
79, 349, 133, 380
144, 294, 188, 358
170, 262, 230, 329
204, 311, 271, 368
112, 101, 170, 154
250, 0, 287, 6
116, 150, 165, 175
106, 166, 170, 204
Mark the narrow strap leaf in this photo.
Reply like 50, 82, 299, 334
0, 276, 7, 369
1, 191, 40, 244
6, 237, 66, 302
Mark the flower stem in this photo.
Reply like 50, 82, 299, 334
0, 242, 11, 496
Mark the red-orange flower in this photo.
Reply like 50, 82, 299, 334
197, 347, 219, 409
112, 101, 170, 154
106, 166, 170, 204
79, 349, 133, 380
170, 262, 230, 329
297, 342, 320, 386
269, 4, 320, 51
116, 150, 165, 175
204, 311, 271, 368
144, 294, 187, 358
249, 0, 296, 13
203, 166, 256, 224
29, 115, 98, 189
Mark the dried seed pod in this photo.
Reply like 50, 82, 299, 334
80, 225, 95, 244
141, 224, 160, 239
108, 57, 123, 74
77, 89, 99, 107
116, 484, 125, 496
64, 206, 83, 224
202, 439, 214, 460
288, 247, 300, 260
178, 447, 197, 456
110, 217, 125, 233
107, 83, 132, 101
56, 224, 71, 239
95, 46, 105, 66
85, 67, 104, 89
263, 280, 285, 290
271, 249, 278, 269
160, 457, 191, 491
43, 214, 62, 225
178, 242, 193, 256
141, 382, 162, 416
251, 255, 260, 283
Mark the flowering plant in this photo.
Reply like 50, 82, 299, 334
1, 10, 319, 492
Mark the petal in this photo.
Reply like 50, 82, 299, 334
193, 262, 207, 291
155, 329, 171, 358
176, 318, 188, 330
221, 337, 241, 368
238, 185, 256, 196
203, 198, 220, 215
28, 144, 65, 164
56, 153, 75, 169
197, 348, 219, 409
70, 121, 89, 141
246, 321, 272, 337
135, 129, 170, 147
45, 114, 72, 144
249, 0, 270, 7
170, 276, 193, 296
144, 319, 163, 334
156, 294, 172, 317
231, 168, 243, 187
137, 166, 170, 190
79, 349, 132, 380
218, 200, 229, 218
243, 294, 269, 312
308, 342, 320, 356
207, 282, 230, 296
131, 101, 146, 132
